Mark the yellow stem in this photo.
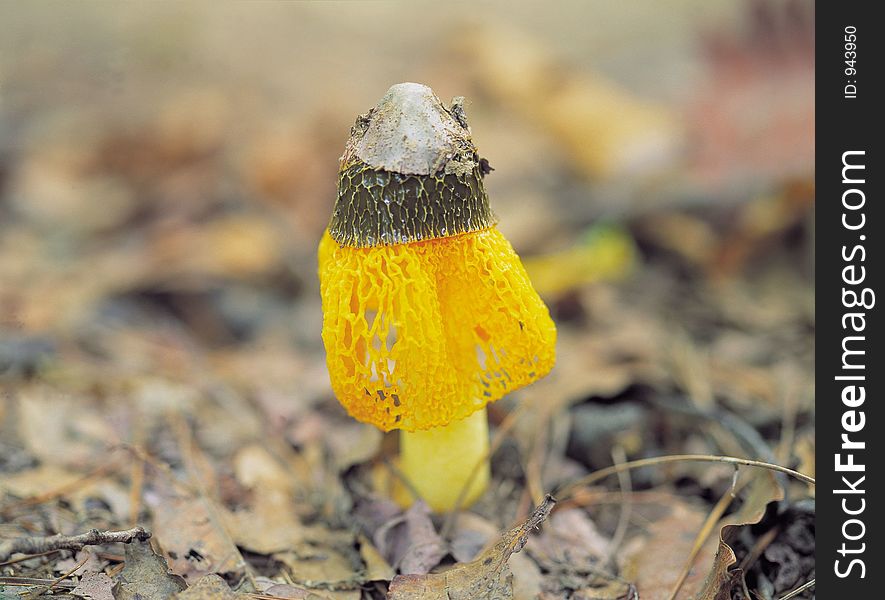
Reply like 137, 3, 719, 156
398, 407, 490, 512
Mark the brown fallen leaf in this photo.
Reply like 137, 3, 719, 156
114, 539, 187, 600
449, 512, 499, 563
358, 534, 395, 582
173, 573, 238, 599
71, 570, 115, 600
150, 493, 245, 582
398, 501, 448, 575
55, 551, 106, 577
272, 528, 363, 594
388, 495, 555, 600
263, 584, 333, 599
224, 444, 309, 554
223, 489, 307, 555
509, 552, 543, 600
620, 499, 709, 599
696, 470, 785, 599
531, 507, 611, 567
374, 500, 447, 575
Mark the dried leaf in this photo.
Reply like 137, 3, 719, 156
55, 550, 105, 576
223, 489, 306, 555
532, 507, 611, 566
115, 539, 187, 600
374, 500, 446, 575
358, 534, 394, 582
449, 512, 498, 563
509, 552, 543, 600
173, 574, 238, 600
273, 529, 363, 592
224, 444, 308, 554
150, 493, 245, 582
232, 444, 291, 490
621, 501, 709, 600
398, 501, 447, 575
696, 470, 785, 600
71, 570, 115, 600
388, 495, 554, 600
263, 584, 332, 599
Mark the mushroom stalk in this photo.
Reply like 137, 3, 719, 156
398, 407, 490, 512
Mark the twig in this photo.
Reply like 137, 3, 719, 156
380, 457, 425, 506
0, 527, 150, 562
554, 454, 814, 501
603, 446, 632, 571
0, 550, 59, 568
776, 369, 801, 467
525, 403, 552, 508
666, 476, 744, 600
777, 578, 815, 600
26, 551, 90, 598
0, 576, 75, 589
738, 525, 780, 573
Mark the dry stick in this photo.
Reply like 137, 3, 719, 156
0, 550, 59, 568
737, 525, 780, 573
524, 403, 552, 508
666, 477, 744, 600
777, 578, 815, 600
776, 372, 801, 466
440, 402, 530, 541
603, 446, 632, 572
26, 551, 90, 598
554, 454, 815, 502
381, 457, 425, 505
107, 561, 126, 578
558, 489, 696, 511
0, 577, 74, 588
0, 527, 150, 563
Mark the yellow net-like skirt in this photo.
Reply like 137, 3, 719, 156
318, 227, 556, 432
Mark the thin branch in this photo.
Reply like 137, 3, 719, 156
555, 454, 814, 501
26, 551, 90, 598
0, 527, 150, 562
603, 446, 632, 571
0, 550, 59, 568
667, 477, 743, 600
777, 578, 815, 600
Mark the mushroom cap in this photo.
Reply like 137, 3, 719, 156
330, 83, 496, 248
340, 82, 477, 177
319, 83, 556, 432
319, 226, 556, 432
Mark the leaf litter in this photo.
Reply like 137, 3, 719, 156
0, 2, 813, 599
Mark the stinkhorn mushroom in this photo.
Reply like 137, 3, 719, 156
318, 82, 556, 511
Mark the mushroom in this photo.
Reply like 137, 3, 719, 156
318, 82, 556, 511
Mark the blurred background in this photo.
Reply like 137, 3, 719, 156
0, 1, 814, 598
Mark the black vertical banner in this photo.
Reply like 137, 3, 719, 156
816, 1, 882, 595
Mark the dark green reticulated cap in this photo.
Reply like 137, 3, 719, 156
329, 83, 496, 248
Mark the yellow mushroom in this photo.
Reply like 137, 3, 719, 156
318, 83, 556, 511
